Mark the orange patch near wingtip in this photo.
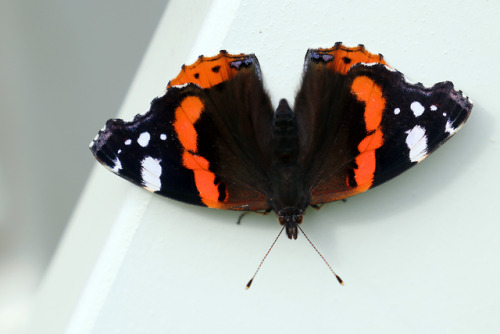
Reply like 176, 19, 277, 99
350, 76, 386, 189
168, 52, 251, 89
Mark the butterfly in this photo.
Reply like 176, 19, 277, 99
90, 42, 472, 243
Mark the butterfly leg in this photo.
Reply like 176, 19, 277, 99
311, 199, 347, 211
311, 203, 324, 210
237, 209, 272, 225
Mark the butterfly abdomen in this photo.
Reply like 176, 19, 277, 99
269, 99, 309, 217
272, 99, 299, 162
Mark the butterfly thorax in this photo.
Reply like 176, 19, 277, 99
270, 99, 309, 239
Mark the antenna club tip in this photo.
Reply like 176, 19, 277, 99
245, 278, 254, 290
336, 276, 344, 285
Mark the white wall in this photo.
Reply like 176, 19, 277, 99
6, 0, 500, 333
0, 1, 167, 332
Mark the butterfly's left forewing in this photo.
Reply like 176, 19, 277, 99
91, 52, 275, 211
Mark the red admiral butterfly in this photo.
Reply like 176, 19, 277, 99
90, 43, 472, 284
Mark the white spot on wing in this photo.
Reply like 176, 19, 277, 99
141, 156, 162, 192
124, 139, 132, 146
137, 132, 151, 147
169, 82, 200, 90
410, 101, 425, 117
405, 125, 428, 162
394, 107, 401, 115
160, 134, 167, 140
111, 158, 122, 173
445, 120, 457, 135
360, 62, 397, 72
430, 105, 438, 111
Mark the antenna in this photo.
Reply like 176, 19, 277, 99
245, 226, 285, 289
298, 225, 344, 285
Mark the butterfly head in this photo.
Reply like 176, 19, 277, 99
277, 208, 304, 240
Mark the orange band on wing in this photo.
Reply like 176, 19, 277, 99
353, 151, 376, 189
351, 76, 385, 131
174, 95, 225, 207
350, 76, 386, 190
182, 151, 221, 205
174, 96, 204, 152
